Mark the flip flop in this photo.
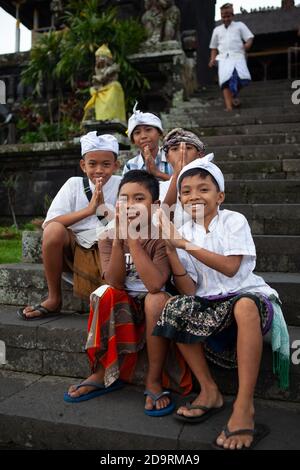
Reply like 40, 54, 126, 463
17, 304, 61, 321
144, 390, 176, 417
64, 379, 124, 403
174, 402, 225, 423
212, 423, 270, 450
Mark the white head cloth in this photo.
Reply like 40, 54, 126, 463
127, 102, 163, 139
177, 153, 225, 192
80, 131, 119, 156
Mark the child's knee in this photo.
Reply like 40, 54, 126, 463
144, 292, 169, 316
233, 297, 260, 322
43, 222, 68, 246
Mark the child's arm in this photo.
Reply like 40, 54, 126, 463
144, 146, 171, 181
102, 239, 126, 289
128, 238, 169, 294
159, 209, 242, 278
43, 178, 104, 228
99, 202, 126, 289
165, 242, 196, 295
244, 38, 253, 52
162, 143, 188, 208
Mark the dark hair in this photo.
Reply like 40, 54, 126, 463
118, 170, 159, 201
178, 168, 220, 192
221, 3, 233, 9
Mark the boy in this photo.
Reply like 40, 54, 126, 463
155, 155, 289, 449
209, 3, 254, 111
123, 103, 172, 181
17, 131, 121, 320
65, 170, 177, 417
159, 127, 208, 227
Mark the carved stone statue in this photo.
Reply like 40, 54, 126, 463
141, 0, 164, 44
141, 0, 181, 44
83, 44, 126, 122
159, 0, 181, 42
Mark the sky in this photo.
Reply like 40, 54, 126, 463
0, 1, 288, 54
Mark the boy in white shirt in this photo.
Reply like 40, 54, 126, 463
17, 131, 121, 320
123, 103, 172, 181
155, 155, 289, 450
209, 3, 254, 111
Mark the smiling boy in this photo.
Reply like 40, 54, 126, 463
17, 131, 121, 320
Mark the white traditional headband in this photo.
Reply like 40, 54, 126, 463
80, 131, 119, 156
177, 153, 225, 192
127, 102, 163, 140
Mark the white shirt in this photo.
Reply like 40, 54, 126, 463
210, 21, 254, 85
176, 209, 278, 298
43, 175, 121, 235
122, 148, 172, 177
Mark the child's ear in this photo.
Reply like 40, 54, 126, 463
114, 160, 120, 170
217, 192, 225, 205
80, 158, 86, 173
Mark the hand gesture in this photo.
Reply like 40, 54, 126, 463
88, 177, 104, 215
115, 197, 128, 242
157, 208, 185, 251
173, 142, 189, 175
144, 145, 157, 176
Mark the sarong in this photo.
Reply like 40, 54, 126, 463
85, 285, 193, 394
153, 292, 273, 369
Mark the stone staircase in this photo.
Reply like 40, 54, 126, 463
0, 79, 300, 450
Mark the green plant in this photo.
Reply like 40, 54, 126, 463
21, 1, 148, 113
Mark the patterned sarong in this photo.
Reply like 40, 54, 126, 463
153, 292, 273, 369
85, 285, 193, 394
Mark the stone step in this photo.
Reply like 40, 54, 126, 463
0, 263, 87, 313
223, 180, 300, 203
218, 159, 300, 180
0, 370, 300, 450
188, 122, 300, 137
177, 96, 296, 109
167, 104, 299, 118
162, 112, 300, 131
257, 272, 300, 327
222, 204, 300, 236
212, 144, 300, 161
0, 307, 299, 402
254, 236, 300, 273
200, 133, 300, 147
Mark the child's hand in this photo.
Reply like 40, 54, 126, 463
115, 198, 127, 241
173, 142, 188, 175
89, 177, 104, 214
144, 145, 157, 176
158, 208, 185, 249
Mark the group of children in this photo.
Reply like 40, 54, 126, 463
17, 101, 290, 450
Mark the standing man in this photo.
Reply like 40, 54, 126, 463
209, 3, 254, 111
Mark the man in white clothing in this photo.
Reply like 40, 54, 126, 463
209, 3, 254, 111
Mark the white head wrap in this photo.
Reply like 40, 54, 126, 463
80, 131, 119, 157
127, 102, 163, 140
177, 153, 225, 192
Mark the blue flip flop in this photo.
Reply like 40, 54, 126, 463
144, 390, 176, 417
64, 379, 124, 403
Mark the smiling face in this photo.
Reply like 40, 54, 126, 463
167, 143, 204, 168
80, 151, 119, 185
179, 172, 225, 227
118, 182, 157, 228
131, 125, 161, 156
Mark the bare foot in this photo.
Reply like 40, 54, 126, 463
176, 387, 223, 419
68, 369, 105, 398
22, 298, 62, 319
216, 403, 255, 450
144, 381, 170, 411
